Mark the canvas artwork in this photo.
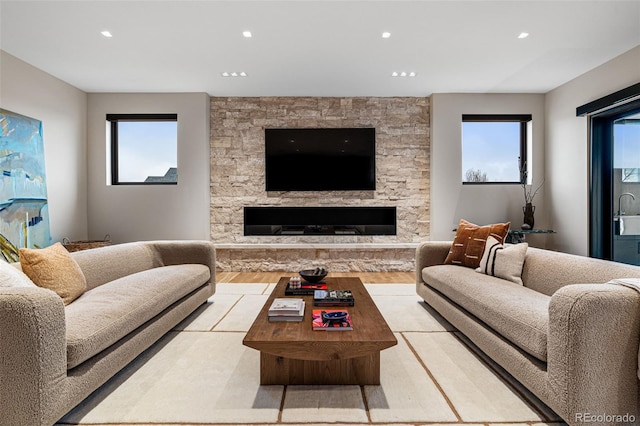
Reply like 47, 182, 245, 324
0, 109, 51, 261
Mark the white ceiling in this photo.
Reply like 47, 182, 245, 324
1, 0, 639, 97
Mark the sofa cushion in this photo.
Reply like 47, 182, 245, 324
522, 247, 640, 296
19, 242, 87, 305
444, 219, 510, 269
422, 264, 550, 361
70, 242, 160, 291
65, 263, 210, 369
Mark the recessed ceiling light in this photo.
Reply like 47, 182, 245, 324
243, 31, 252, 38
382, 32, 391, 39
518, 32, 529, 39
391, 71, 416, 77
221, 71, 248, 77
101, 30, 113, 38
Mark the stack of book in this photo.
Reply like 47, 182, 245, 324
313, 289, 354, 307
268, 297, 305, 322
285, 281, 327, 296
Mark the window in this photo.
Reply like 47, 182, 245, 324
461, 114, 531, 184
107, 114, 178, 185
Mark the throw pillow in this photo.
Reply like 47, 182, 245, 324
19, 242, 87, 305
444, 219, 510, 269
0, 260, 37, 288
475, 236, 528, 285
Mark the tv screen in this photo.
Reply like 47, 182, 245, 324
265, 128, 376, 191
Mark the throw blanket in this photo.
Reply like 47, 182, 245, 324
608, 278, 640, 380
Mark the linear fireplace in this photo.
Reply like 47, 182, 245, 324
244, 206, 396, 236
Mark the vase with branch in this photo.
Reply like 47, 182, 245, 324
519, 159, 544, 230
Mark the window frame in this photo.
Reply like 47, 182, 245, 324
461, 114, 531, 185
107, 113, 178, 185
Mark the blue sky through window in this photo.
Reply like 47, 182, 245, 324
462, 121, 521, 182
614, 119, 640, 169
117, 121, 177, 182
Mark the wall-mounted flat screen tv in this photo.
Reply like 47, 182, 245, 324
265, 128, 376, 191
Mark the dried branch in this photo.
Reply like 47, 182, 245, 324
519, 158, 544, 204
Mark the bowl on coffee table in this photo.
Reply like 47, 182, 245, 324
299, 268, 328, 283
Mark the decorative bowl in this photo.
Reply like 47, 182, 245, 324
321, 310, 349, 326
321, 311, 348, 321
299, 268, 328, 283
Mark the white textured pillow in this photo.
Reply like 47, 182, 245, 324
475, 236, 528, 285
0, 260, 37, 288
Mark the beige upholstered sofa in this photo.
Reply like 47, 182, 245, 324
416, 241, 640, 426
0, 240, 215, 426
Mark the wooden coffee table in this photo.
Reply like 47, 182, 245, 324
243, 276, 397, 385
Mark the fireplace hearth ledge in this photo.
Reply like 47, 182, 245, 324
214, 242, 419, 271
215, 243, 419, 249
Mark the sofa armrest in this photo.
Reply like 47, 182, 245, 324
0, 287, 67, 426
548, 283, 640, 422
146, 240, 216, 284
415, 241, 451, 285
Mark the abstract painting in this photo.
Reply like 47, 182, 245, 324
0, 109, 51, 261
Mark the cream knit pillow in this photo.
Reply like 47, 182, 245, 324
475, 236, 528, 285
19, 242, 87, 305
0, 260, 37, 288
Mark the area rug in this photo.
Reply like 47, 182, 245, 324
58, 283, 565, 426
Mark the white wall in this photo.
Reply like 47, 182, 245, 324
87, 93, 210, 243
545, 46, 640, 256
0, 50, 88, 243
431, 93, 546, 241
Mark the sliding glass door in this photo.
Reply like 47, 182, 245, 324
590, 100, 640, 264
612, 110, 640, 265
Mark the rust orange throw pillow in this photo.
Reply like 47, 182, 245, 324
444, 219, 510, 269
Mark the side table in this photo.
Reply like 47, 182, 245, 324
507, 229, 556, 244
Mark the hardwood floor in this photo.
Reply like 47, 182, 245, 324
216, 271, 415, 283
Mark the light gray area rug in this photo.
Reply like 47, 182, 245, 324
59, 283, 565, 426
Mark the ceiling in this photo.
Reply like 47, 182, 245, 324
1, 0, 639, 97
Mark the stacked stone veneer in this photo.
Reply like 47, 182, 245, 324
210, 97, 430, 271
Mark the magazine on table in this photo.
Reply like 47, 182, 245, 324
312, 309, 353, 331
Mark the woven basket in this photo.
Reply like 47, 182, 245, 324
62, 235, 111, 252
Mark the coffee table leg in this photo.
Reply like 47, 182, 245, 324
259, 352, 380, 385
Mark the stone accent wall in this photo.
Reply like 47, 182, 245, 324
210, 97, 430, 270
